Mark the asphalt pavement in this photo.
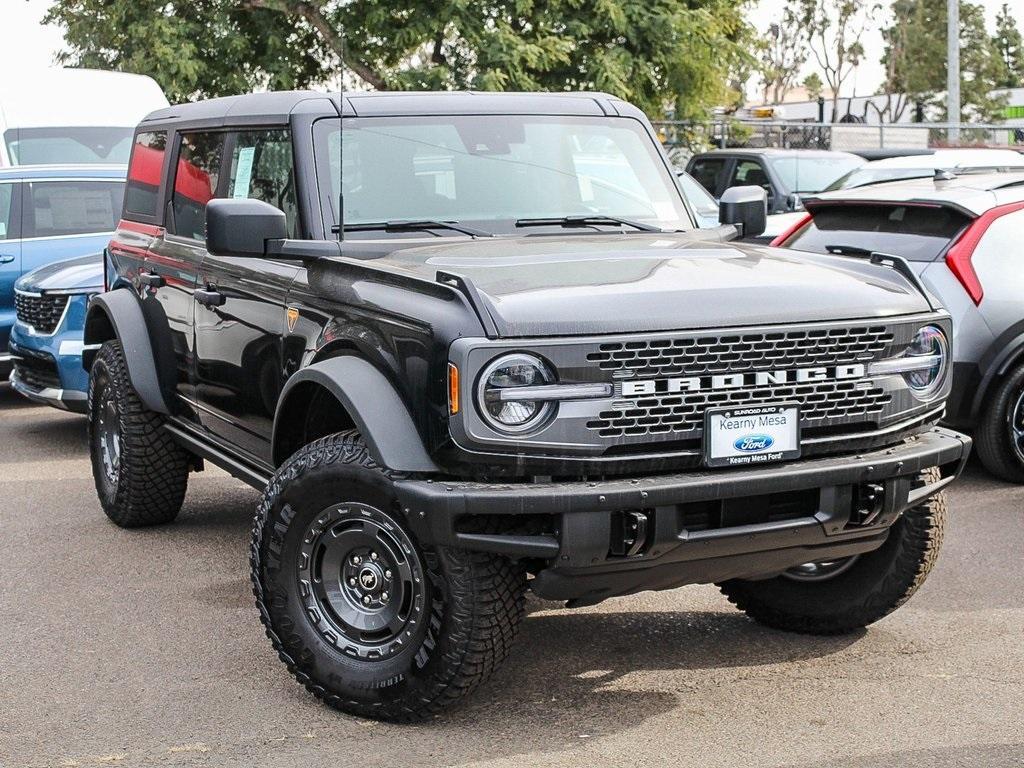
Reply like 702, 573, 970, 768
1, 384, 1021, 768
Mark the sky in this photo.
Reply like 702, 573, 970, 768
3, 0, 1020, 101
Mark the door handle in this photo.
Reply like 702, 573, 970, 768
0, 254, 14, 264
195, 287, 226, 307
139, 271, 165, 289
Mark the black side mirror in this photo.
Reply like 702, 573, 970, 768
719, 185, 767, 239
206, 198, 287, 258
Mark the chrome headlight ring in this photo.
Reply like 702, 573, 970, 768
868, 324, 949, 401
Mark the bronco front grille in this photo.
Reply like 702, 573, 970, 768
15, 292, 69, 334
451, 316, 942, 460
586, 325, 894, 376
587, 380, 892, 439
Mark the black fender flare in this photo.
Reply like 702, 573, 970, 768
273, 356, 439, 473
83, 290, 171, 415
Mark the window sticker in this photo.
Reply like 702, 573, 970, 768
0, 223, 6, 237
232, 146, 256, 198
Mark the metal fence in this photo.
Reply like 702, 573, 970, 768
652, 119, 1024, 164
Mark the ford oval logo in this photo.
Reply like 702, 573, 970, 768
734, 434, 774, 452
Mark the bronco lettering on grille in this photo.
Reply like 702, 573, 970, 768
620, 364, 867, 397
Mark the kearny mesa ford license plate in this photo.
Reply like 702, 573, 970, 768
704, 403, 801, 468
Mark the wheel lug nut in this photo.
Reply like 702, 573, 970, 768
363, 595, 372, 605
370, 551, 378, 560
351, 555, 361, 565
384, 570, 392, 579
381, 592, 389, 601
348, 577, 356, 587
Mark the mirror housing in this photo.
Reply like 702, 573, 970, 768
206, 198, 288, 258
719, 185, 767, 239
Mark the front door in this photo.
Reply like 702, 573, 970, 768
192, 128, 301, 464
144, 129, 225, 417
0, 180, 22, 351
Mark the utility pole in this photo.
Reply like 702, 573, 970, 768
947, 0, 960, 144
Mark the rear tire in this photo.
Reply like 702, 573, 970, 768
87, 340, 190, 527
251, 430, 527, 721
718, 468, 946, 635
975, 363, 1024, 483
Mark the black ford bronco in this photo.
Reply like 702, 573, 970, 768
84, 91, 971, 721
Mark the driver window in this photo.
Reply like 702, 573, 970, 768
730, 160, 770, 190
227, 130, 298, 238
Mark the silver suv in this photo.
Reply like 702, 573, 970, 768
775, 171, 1024, 482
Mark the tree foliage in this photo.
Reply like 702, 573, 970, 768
796, 0, 877, 121
879, 0, 1008, 123
45, 0, 753, 120
757, 2, 807, 104
993, 2, 1024, 89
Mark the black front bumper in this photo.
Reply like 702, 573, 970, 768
395, 427, 971, 604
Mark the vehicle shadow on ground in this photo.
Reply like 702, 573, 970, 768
421, 607, 864, 750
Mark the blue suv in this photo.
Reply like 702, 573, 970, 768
1, 164, 124, 408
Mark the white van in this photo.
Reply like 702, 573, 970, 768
0, 68, 168, 166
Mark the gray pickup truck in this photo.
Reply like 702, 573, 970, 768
83, 90, 970, 721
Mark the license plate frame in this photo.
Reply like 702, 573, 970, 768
704, 402, 801, 468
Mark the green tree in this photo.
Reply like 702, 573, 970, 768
993, 2, 1024, 88
880, 0, 1008, 123
758, 1, 807, 105
802, 72, 824, 101
45, 0, 752, 120
797, 0, 878, 121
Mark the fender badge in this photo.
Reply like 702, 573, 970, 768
286, 306, 299, 333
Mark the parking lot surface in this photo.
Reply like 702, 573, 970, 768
1, 385, 1022, 768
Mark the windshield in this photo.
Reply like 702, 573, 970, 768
4, 127, 134, 166
314, 115, 692, 234
785, 204, 971, 261
768, 155, 864, 194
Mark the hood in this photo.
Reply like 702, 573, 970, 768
358, 233, 932, 337
15, 252, 104, 294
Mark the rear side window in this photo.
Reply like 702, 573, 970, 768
124, 131, 167, 220
171, 132, 224, 241
0, 182, 17, 240
688, 157, 728, 196
227, 129, 298, 237
786, 204, 972, 262
26, 180, 125, 238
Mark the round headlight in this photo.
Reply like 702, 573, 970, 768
904, 325, 948, 398
477, 353, 555, 433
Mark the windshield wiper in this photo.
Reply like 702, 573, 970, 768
339, 219, 494, 237
514, 215, 663, 232
825, 244, 874, 256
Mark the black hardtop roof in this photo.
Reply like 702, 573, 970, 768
140, 90, 642, 129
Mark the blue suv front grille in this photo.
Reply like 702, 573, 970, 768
14, 292, 69, 334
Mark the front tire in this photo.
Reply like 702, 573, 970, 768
975, 363, 1024, 483
251, 431, 527, 721
718, 468, 946, 635
87, 340, 190, 527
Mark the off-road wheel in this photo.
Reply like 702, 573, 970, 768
717, 468, 946, 635
251, 430, 527, 721
975, 363, 1024, 483
87, 340, 190, 527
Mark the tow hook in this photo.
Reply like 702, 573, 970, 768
609, 510, 649, 557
